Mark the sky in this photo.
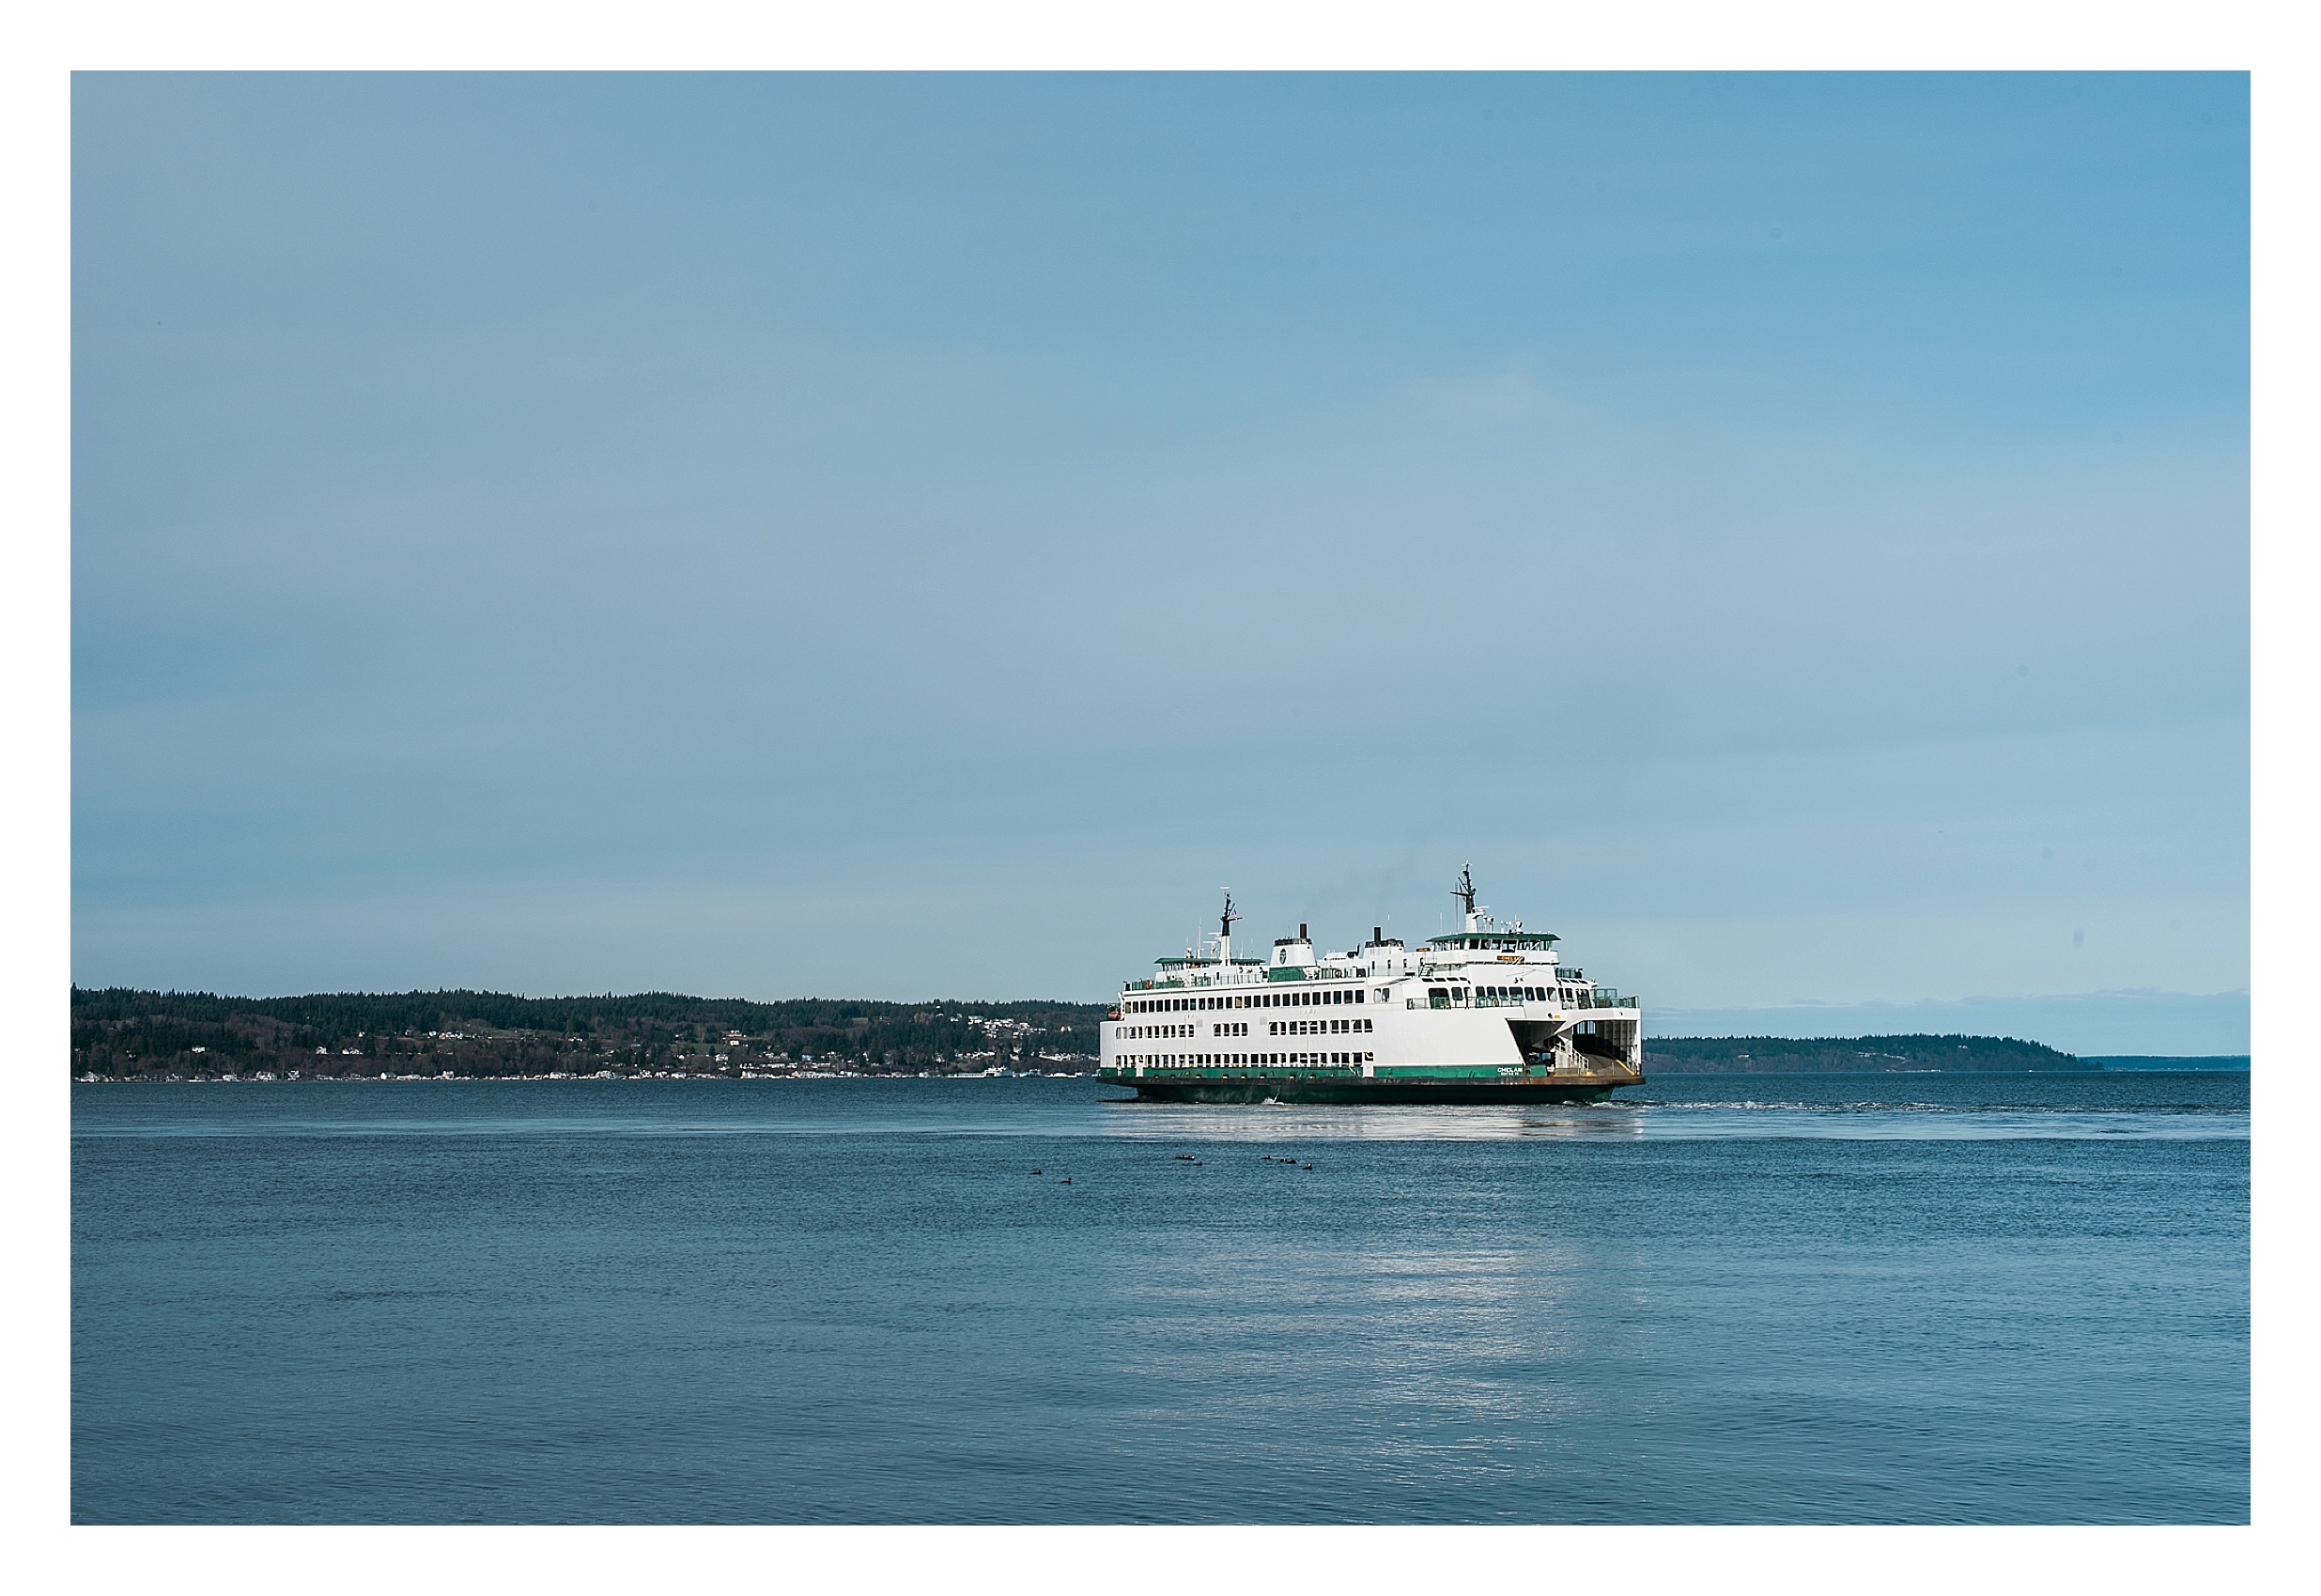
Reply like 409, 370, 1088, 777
70, 72, 2250, 1050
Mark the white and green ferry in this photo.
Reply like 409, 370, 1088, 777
1098, 866, 1645, 1105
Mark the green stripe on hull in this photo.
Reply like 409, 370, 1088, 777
1112, 1075, 1642, 1106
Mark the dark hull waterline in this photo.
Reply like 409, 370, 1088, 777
1116, 1074, 1644, 1106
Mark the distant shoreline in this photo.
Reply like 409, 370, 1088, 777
1643, 1062, 2249, 1074
71, 987, 2251, 1080
2085, 1055, 2251, 1071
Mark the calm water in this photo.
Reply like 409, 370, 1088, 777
71, 1072, 2248, 1524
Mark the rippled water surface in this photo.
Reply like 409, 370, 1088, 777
72, 1072, 2248, 1523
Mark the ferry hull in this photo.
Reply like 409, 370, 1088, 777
1114, 1073, 1642, 1106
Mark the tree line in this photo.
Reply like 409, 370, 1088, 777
70, 987, 1114, 1077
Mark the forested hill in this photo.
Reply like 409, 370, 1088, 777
1643, 1034, 2092, 1073
70, 987, 1111, 1077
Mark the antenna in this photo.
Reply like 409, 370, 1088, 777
1452, 862, 1487, 933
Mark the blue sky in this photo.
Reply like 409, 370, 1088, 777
71, 72, 2249, 1048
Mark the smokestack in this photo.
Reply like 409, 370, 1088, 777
1373, 926, 1382, 943
1300, 923, 1307, 940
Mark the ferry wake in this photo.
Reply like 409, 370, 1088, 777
1098, 867, 1646, 1105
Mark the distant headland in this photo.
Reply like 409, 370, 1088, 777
1644, 1034, 2091, 1073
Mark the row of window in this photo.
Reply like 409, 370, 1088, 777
1119, 1017, 1374, 1043
1115, 1051, 1374, 1070
1427, 984, 1573, 1009
1123, 986, 1368, 1015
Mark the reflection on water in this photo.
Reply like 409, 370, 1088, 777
1099, 1099, 1650, 1141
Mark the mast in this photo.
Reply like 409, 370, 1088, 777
1218, 889, 1240, 965
1452, 862, 1482, 933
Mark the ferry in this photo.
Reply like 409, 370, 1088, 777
1098, 866, 1645, 1105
